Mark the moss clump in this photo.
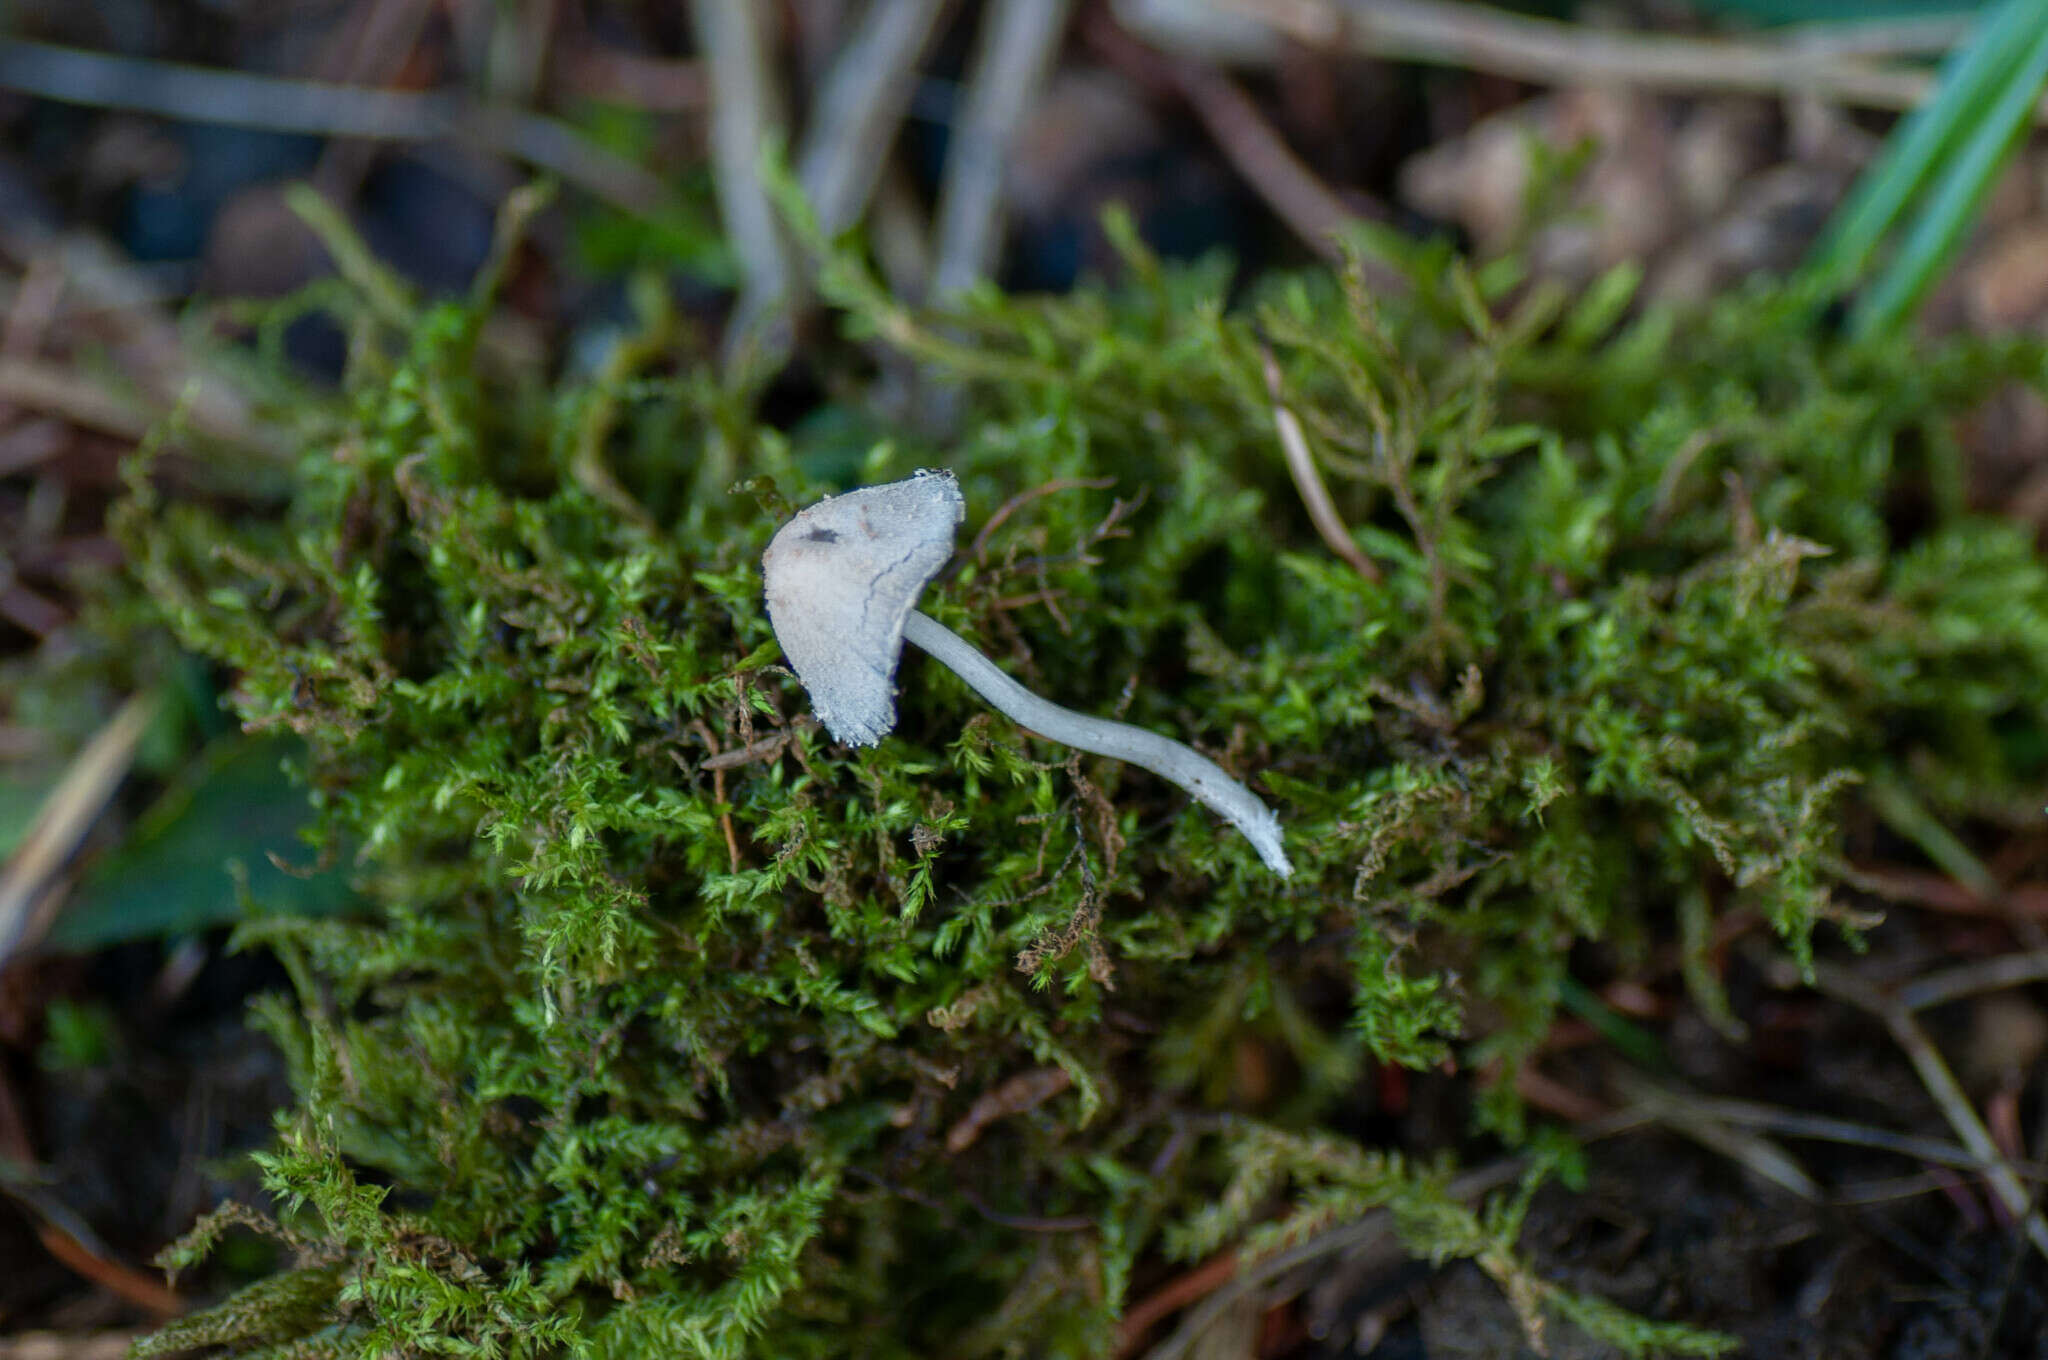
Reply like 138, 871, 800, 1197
125, 217, 2048, 1357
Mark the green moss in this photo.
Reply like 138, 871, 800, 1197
122, 212, 2048, 1357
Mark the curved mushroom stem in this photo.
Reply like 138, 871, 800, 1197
900, 611, 1293, 878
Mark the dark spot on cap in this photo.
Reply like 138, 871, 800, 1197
806, 527, 840, 543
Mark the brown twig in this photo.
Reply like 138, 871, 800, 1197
946, 1068, 1074, 1153
5, 1078, 198, 1323
1262, 347, 1381, 581
1087, 10, 1401, 280
684, 724, 743, 872
1116, 1250, 1241, 1356
1166, 57, 1364, 262
35, 1223, 184, 1318
1513, 1064, 1610, 1123
699, 732, 795, 771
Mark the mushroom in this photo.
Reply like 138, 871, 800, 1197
762, 469, 1292, 877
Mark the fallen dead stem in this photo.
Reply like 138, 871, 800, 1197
932, 0, 1072, 297
795, 0, 948, 238
1087, 11, 1405, 285
0, 577, 67, 638
1846, 860, 2048, 922
0, 352, 284, 460
1809, 962, 2048, 1264
691, 0, 795, 369
0, 229, 278, 455
0, 692, 158, 965
1612, 1067, 2048, 1198
1262, 347, 1382, 582
1620, 1073, 1819, 1200
1670, 1088, 2048, 1180
697, 732, 795, 771
0, 38, 672, 215
717, 0, 947, 373
1163, 57, 1362, 262
0, 356, 154, 442
1896, 951, 2048, 1013
1119, 0, 2048, 125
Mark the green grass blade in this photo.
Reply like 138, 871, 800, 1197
1802, 0, 2042, 292
1851, 9, 2048, 336
1555, 976, 1671, 1072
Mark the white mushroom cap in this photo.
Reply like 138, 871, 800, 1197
762, 469, 965, 745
